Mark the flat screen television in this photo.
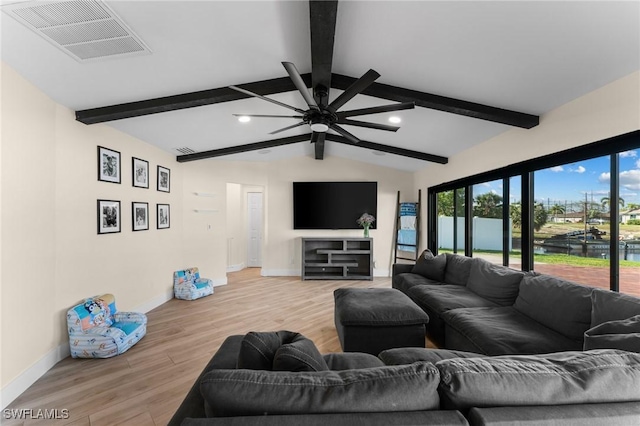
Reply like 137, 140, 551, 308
293, 181, 377, 230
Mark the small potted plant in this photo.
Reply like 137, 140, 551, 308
357, 213, 375, 238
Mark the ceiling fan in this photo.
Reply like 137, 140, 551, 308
229, 62, 415, 144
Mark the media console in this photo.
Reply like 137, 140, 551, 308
301, 237, 373, 280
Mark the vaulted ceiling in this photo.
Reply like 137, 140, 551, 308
2, 1, 639, 172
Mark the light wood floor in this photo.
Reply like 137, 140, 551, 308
4, 269, 396, 426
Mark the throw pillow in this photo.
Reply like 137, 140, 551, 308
272, 337, 329, 372
236, 330, 303, 370
443, 253, 474, 286
200, 362, 441, 417
436, 349, 640, 411
466, 259, 524, 306
584, 315, 640, 353
411, 249, 446, 282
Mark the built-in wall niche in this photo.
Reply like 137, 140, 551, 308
194, 192, 219, 213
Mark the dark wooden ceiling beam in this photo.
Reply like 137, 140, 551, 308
76, 72, 538, 129
325, 134, 448, 164
176, 134, 311, 163
331, 74, 539, 129
75, 74, 311, 125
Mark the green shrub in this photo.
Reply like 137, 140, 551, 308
626, 219, 640, 225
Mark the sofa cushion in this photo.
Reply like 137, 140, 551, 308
514, 274, 592, 341
411, 250, 447, 282
584, 314, 640, 353
408, 285, 499, 315
442, 307, 582, 355
334, 288, 428, 326
591, 288, 640, 327
322, 353, 385, 370
237, 331, 318, 370
200, 362, 441, 417
272, 337, 329, 372
379, 347, 486, 365
392, 273, 440, 294
436, 349, 640, 411
444, 254, 474, 286
466, 259, 525, 306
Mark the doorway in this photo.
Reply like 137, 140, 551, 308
247, 192, 263, 267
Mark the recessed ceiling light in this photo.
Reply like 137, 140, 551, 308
388, 116, 401, 124
258, 150, 271, 155
238, 116, 251, 123
372, 151, 386, 156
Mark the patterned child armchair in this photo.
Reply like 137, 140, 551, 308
67, 294, 147, 359
174, 267, 214, 300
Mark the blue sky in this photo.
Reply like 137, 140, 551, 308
473, 149, 640, 209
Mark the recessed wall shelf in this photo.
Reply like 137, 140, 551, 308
193, 209, 219, 213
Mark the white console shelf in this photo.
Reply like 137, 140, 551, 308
301, 237, 373, 280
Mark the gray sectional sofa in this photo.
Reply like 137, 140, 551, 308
169, 331, 640, 425
393, 251, 640, 355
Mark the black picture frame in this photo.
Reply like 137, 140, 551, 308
97, 199, 121, 234
132, 157, 149, 188
157, 165, 170, 192
132, 202, 149, 231
157, 203, 170, 229
98, 146, 121, 184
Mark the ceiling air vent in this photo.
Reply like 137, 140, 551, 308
175, 147, 197, 155
1, 0, 152, 62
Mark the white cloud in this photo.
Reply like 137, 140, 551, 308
620, 169, 640, 191
636, 158, 640, 169
571, 166, 586, 174
599, 172, 610, 183
549, 166, 564, 172
619, 150, 638, 158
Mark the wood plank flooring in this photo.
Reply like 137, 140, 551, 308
4, 269, 396, 425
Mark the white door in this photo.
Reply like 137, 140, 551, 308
247, 192, 263, 267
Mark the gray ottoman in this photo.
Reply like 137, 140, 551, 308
334, 288, 430, 355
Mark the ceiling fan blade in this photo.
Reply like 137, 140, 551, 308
327, 69, 380, 113
229, 85, 305, 113
337, 118, 400, 132
337, 102, 415, 118
310, 1, 338, 107
330, 124, 361, 144
233, 114, 303, 119
282, 62, 319, 111
269, 121, 307, 135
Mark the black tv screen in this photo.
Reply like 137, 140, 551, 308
293, 182, 377, 230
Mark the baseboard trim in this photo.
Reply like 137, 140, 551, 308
1, 342, 70, 410
226, 263, 245, 273
211, 277, 227, 287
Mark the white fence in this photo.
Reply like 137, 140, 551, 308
438, 216, 512, 251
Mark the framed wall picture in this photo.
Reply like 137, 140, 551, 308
157, 166, 170, 192
157, 203, 170, 229
97, 200, 121, 234
98, 146, 121, 183
132, 202, 149, 231
132, 157, 149, 188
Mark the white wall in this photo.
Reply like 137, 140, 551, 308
1, 62, 185, 407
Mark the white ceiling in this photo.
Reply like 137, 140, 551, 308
2, 1, 639, 172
